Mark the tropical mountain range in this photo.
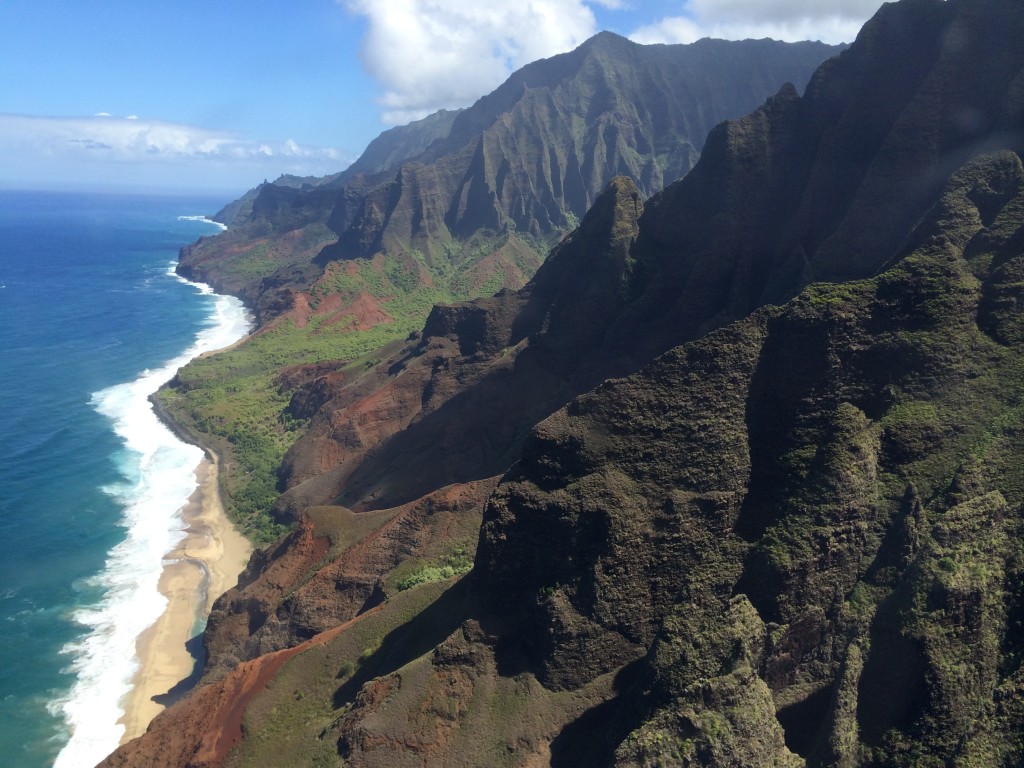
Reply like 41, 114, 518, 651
158, 32, 841, 547
105, 0, 1024, 765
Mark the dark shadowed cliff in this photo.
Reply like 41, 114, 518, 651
155, 33, 841, 546
103, 0, 1024, 766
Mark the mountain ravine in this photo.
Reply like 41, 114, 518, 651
103, 0, 1024, 766
153, 33, 840, 547
175, 34, 841, 326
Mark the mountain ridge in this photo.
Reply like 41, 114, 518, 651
179, 34, 841, 323
103, 1, 1024, 765
159, 33, 841, 543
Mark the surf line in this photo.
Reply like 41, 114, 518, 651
50, 264, 250, 768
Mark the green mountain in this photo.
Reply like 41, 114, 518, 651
103, 0, 1024, 765
158, 34, 840, 543
178, 34, 841, 322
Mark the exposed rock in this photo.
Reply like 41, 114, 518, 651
112, 2, 1024, 766
180, 35, 841, 320
277, 175, 646, 514
204, 480, 496, 678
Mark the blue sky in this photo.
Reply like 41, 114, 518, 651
0, 0, 882, 196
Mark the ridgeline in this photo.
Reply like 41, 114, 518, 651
106, 2, 1024, 765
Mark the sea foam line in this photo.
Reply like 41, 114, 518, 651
49, 264, 250, 768
177, 214, 227, 231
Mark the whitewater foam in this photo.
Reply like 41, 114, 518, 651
49, 269, 249, 768
177, 214, 227, 231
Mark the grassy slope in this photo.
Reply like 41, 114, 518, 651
158, 229, 550, 542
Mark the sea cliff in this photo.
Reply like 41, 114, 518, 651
105, 1, 1024, 765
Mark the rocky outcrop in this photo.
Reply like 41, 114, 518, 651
205, 0, 1024, 714
336, 109, 462, 182
203, 480, 496, 676
306, 150, 1024, 768
276, 0, 1024, 515
474, 147, 1024, 764
106, 1, 1024, 766
179, 35, 840, 319
334, 35, 843, 256
276, 175, 645, 515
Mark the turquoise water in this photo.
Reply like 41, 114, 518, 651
0, 190, 248, 767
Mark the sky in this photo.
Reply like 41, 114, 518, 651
0, 0, 885, 197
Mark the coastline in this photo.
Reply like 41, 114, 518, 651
112, 284, 255, 744
25, 203, 257, 768
118, 452, 252, 743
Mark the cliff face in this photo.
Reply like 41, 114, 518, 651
334, 109, 462, 182
104, 1, 1024, 766
177, 34, 840, 323
161, 35, 841, 546
275, 0, 1024, 516
474, 148, 1024, 766
277, 176, 645, 513
335, 35, 843, 257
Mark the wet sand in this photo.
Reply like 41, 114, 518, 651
118, 455, 251, 742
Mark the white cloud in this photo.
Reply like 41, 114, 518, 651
0, 114, 350, 191
689, 0, 882, 26
630, 0, 882, 45
631, 16, 703, 45
342, 0, 879, 126
342, 0, 604, 124
0, 114, 342, 163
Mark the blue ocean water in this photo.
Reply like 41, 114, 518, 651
0, 190, 249, 767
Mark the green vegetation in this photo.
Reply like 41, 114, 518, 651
218, 241, 278, 280
157, 315, 418, 542
161, 231, 550, 543
395, 547, 474, 591
800, 278, 874, 307
225, 580, 458, 768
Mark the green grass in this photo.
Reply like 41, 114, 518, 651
220, 241, 278, 279
395, 547, 474, 591
158, 316, 424, 542
224, 580, 460, 768
159, 232, 551, 544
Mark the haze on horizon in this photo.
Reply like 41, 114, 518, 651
0, 0, 882, 195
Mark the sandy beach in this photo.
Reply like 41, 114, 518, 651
118, 454, 252, 743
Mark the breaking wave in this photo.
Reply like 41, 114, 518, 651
177, 214, 227, 231
48, 272, 249, 768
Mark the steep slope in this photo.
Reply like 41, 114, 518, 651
178, 34, 841, 323
160, 34, 840, 541
103, 1, 1024, 766
224, 0, 1023, 688
334, 108, 462, 182
332, 34, 843, 262
473, 149, 1024, 766
274, 0, 1024, 518
212, 172, 346, 230
209, 111, 461, 230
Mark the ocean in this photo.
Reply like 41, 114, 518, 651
0, 189, 250, 767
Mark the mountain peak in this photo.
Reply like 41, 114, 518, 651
576, 29, 635, 52
576, 175, 643, 245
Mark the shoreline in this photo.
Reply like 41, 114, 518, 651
117, 451, 252, 743
112, 271, 255, 744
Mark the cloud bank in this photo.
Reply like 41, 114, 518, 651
631, 0, 881, 46
0, 114, 348, 191
344, 0, 880, 127
343, 0, 603, 124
